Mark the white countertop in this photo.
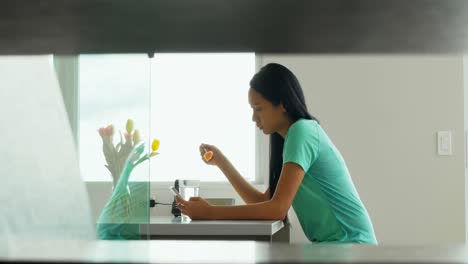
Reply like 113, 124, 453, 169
140, 216, 285, 236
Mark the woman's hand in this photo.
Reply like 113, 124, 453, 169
176, 196, 214, 220
199, 143, 226, 167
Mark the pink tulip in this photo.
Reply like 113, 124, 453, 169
98, 127, 105, 137
104, 125, 114, 137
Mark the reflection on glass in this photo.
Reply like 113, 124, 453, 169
78, 54, 152, 240
96, 119, 159, 189
97, 141, 159, 239
79, 54, 151, 182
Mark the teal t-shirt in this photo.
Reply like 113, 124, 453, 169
283, 118, 377, 244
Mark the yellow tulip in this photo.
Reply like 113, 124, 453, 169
126, 119, 134, 133
133, 130, 140, 143
151, 139, 160, 152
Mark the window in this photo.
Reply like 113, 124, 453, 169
79, 53, 256, 183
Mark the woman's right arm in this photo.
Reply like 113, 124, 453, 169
200, 143, 270, 204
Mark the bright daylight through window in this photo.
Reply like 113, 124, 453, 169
79, 53, 256, 183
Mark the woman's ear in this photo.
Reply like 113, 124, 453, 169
279, 103, 287, 113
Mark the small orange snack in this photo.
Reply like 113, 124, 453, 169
203, 151, 214, 161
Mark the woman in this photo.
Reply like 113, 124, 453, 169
176, 63, 377, 244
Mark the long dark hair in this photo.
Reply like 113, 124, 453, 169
249, 63, 319, 198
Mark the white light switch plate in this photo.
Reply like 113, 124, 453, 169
437, 131, 452, 156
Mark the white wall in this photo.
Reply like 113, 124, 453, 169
259, 54, 466, 245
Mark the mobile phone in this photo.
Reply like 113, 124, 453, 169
169, 186, 183, 199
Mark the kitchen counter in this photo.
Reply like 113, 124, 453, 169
139, 216, 288, 242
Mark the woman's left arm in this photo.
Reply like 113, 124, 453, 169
176, 162, 305, 220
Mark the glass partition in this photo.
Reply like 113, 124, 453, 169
77, 54, 152, 239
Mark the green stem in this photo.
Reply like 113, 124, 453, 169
133, 154, 150, 167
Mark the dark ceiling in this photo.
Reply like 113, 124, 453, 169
1, 0, 468, 54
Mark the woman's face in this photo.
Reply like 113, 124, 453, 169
248, 88, 288, 135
